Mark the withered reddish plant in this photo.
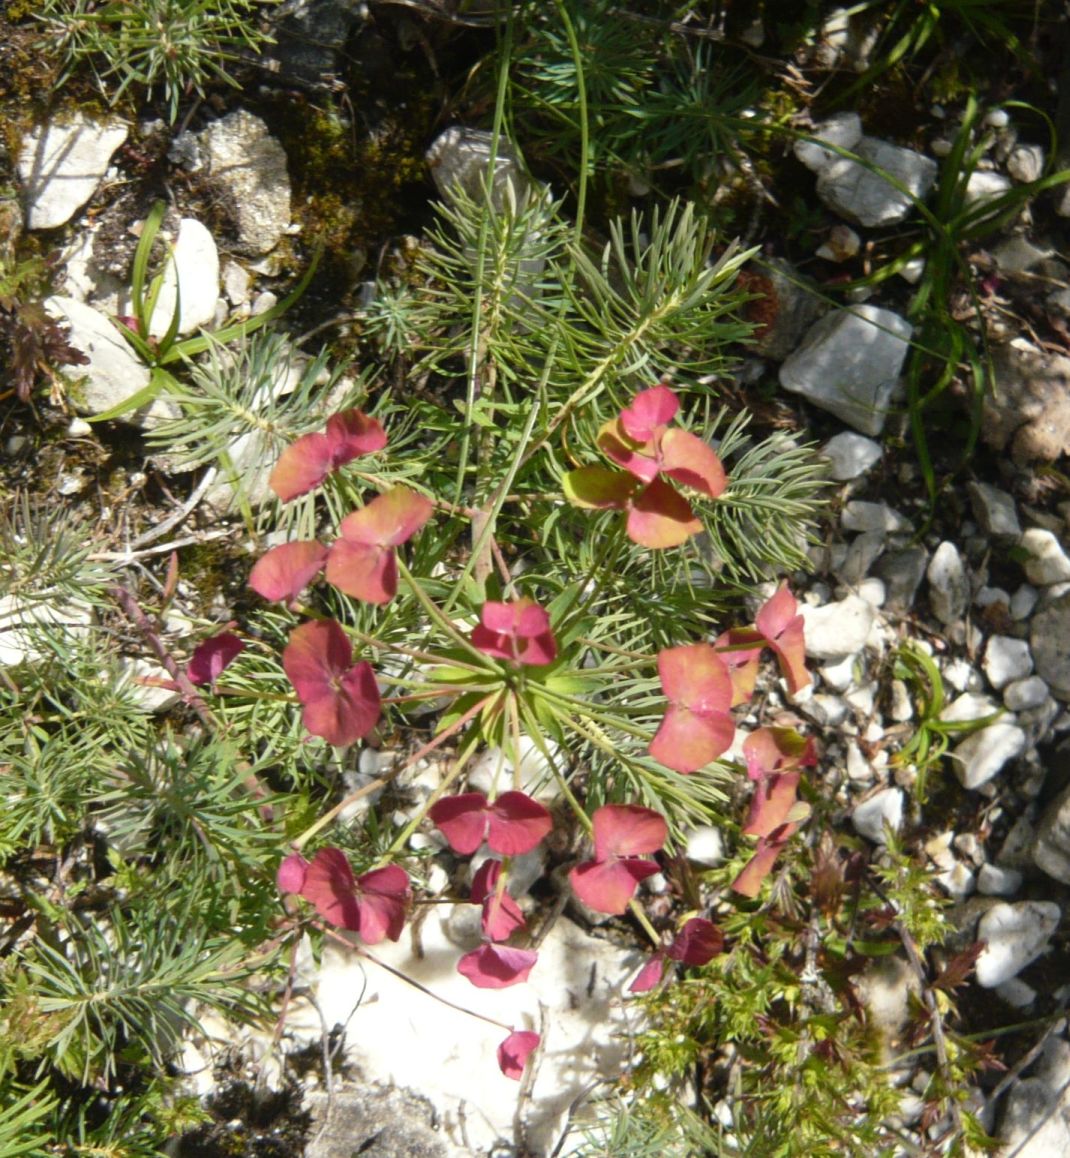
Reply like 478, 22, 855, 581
457, 943, 538, 989
471, 598, 557, 666
248, 541, 328, 604
325, 486, 434, 605
280, 847, 410, 944
629, 917, 725, 993
282, 619, 380, 747
649, 642, 735, 774
471, 859, 525, 941
187, 632, 244, 686
732, 727, 815, 898
429, 791, 552, 857
269, 409, 387, 502
497, 1030, 540, 1080
569, 804, 667, 915
563, 383, 727, 549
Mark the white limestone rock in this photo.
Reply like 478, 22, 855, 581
799, 594, 875, 660
793, 112, 863, 172
1033, 780, 1070, 885
951, 722, 1026, 789
18, 113, 128, 230
1020, 528, 1070, 585
779, 305, 912, 436
983, 635, 1033, 689
975, 900, 1060, 987
685, 826, 725, 867
816, 137, 938, 227
43, 296, 177, 428
136, 218, 220, 337
0, 595, 93, 667
841, 500, 911, 534
1031, 591, 1070, 699
926, 540, 969, 624
1007, 143, 1045, 183
852, 787, 903, 844
1004, 676, 1049, 712
964, 170, 1012, 209
821, 431, 882, 480
183, 110, 291, 255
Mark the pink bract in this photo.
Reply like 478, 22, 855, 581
649, 643, 735, 774
325, 486, 434, 605
457, 943, 538, 989
497, 1030, 540, 1080
187, 632, 244, 686
299, 848, 409, 942
248, 541, 328, 603
428, 791, 552, 857
282, 619, 381, 748
629, 954, 666, 993
471, 859, 525, 941
755, 583, 810, 695
471, 598, 557, 666
276, 852, 310, 895
269, 409, 387, 503
569, 804, 667, 915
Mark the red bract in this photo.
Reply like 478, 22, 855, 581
187, 632, 244, 686
471, 599, 557, 666
471, 859, 525, 941
269, 409, 387, 503
630, 917, 724, 992
282, 619, 381, 747
298, 848, 410, 943
276, 851, 310, 895
732, 727, 814, 898
497, 1030, 540, 1080
564, 384, 726, 550
649, 643, 735, 774
429, 791, 552, 857
248, 541, 328, 603
569, 804, 667, 915
457, 943, 538, 989
325, 486, 434, 605
755, 583, 810, 695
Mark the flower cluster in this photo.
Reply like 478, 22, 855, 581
563, 383, 727, 548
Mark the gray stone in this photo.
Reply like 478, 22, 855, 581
816, 137, 938, 227
992, 234, 1053, 275
745, 259, 825, 361
975, 901, 1060, 987
305, 1082, 448, 1158
779, 305, 912, 435
983, 635, 1033, 689
976, 863, 1023, 897
794, 112, 863, 172
941, 692, 999, 724
187, 111, 291, 255
821, 431, 882, 480
1010, 584, 1040, 620
952, 722, 1026, 789
927, 541, 969, 624
872, 546, 928, 610
1004, 676, 1049, 712
43, 296, 177, 428
428, 125, 532, 212
18, 113, 128, 230
815, 223, 861, 262
837, 531, 885, 586
841, 500, 911, 534
798, 594, 875, 660
852, 787, 903, 844
967, 481, 1020, 539
983, 342, 1070, 464
1021, 528, 1070, 585
265, 0, 363, 89
1034, 779, 1070, 885
999, 1077, 1070, 1156
1032, 591, 1070, 699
